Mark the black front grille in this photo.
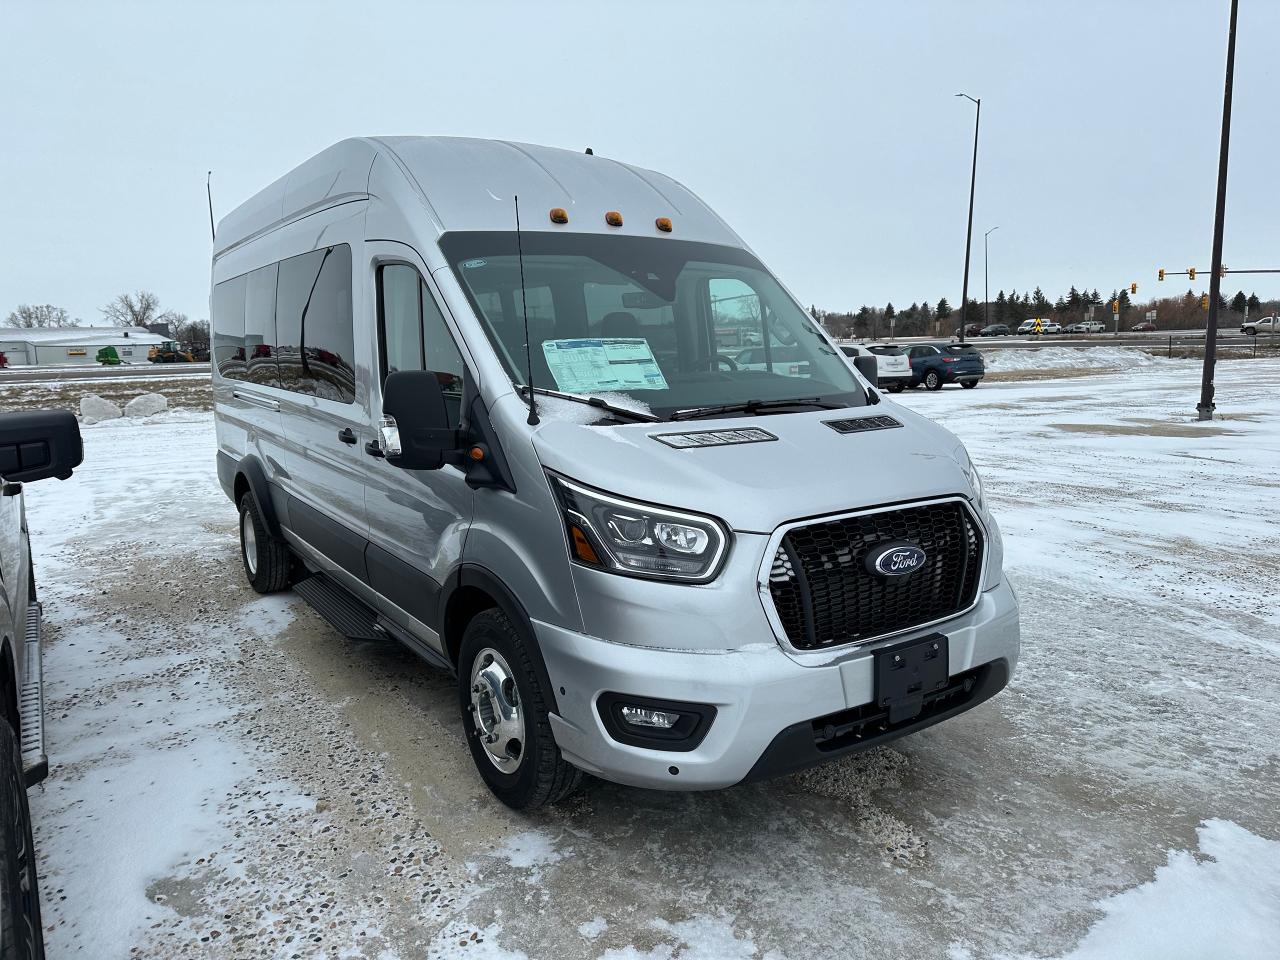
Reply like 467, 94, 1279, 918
768, 501, 983, 650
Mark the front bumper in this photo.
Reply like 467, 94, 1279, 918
535, 578, 1020, 790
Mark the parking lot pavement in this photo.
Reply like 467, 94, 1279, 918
23, 360, 1280, 959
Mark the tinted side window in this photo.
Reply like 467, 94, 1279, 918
244, 263, 280, 388
379, 264, 422, 377
421, 281, 465, 429
212, 273, 247, 380
276, 244, 355, 402
377, 264, 465, 429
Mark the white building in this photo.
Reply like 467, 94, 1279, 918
0, 326, 169, 366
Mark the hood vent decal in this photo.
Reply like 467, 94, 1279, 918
651, 427, 778, 449
823, 415, 903, 435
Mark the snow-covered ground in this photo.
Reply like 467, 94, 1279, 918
19, 358, 1280, 959
979, 345, 1185, 372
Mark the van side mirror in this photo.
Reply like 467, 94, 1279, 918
0, 410, 83, 483
381, 371, 458, 471
853, 355, 878, 383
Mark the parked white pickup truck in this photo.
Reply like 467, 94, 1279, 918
1241, 316, 1277, 336
840, 344, 912, 393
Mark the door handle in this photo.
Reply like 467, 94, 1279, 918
337, 428, 357, 445
364, 441, 385, 459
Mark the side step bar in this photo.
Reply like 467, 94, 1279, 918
292, 574, 453, 673
21, 603, 48, 787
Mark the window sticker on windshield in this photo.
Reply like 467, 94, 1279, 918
541, 338, 669, 393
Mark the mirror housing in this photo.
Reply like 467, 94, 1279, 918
853, 354, 879, 383
381, 371, 459, 471
0, 410, 83, 483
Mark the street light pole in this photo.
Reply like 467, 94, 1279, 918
1198, 0, 1239, 422
984, 226, 999, 328
956, 94, 981, 344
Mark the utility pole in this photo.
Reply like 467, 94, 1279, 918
984, 226, 999, 329
1198, 0, 1239, 421
956, 93, 981, 343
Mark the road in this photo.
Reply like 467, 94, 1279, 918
0, 362, 210, 384
843, 331, 1265, 350
22, 358, 1280, 959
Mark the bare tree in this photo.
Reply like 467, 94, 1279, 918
101, 290, 180, 328
171, 314, 210, 347
5, 304, 79, 328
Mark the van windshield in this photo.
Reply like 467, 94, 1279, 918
441, 232, 866, 419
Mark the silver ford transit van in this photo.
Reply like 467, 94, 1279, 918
212, 137, 1019, 809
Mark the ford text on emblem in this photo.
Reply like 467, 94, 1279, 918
867, 542, 927, 577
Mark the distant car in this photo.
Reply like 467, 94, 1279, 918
733, 345, 808, 375
979, 324, 1010, 337
1131, 321, 1157, 332
840, 344, 911, 393
953, 323, 983, 338
1015, 318, 1059, 335
904, 341, 985, 390
1065, 320, 1106, 334
1241, 316, 1277, 336
0, 409, 83, 959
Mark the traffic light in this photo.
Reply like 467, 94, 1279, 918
1130, 282, 1138, 295
1158, 269, 1165, 281
1201, 294, 1209, 310
1188, 267, 1197, 281
1111, 300, 1120, 314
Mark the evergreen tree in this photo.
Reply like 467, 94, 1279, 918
935, 298, 952, 319
1089, 289, 1102, 305
1066, 286, 1082, 312
1247, 293, 1262, 312
994, 290, 1008, 323
1230, 291, 1247, 313
1031, 287, 1049, 312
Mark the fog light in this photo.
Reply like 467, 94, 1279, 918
620, 705, 679, 729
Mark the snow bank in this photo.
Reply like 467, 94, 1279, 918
79, 393, 122, 423
123, 391, 168, 417
1035, 820, 1280, 960
982, 346, 1185, 373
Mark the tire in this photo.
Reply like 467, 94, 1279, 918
0, 719, 44, 960
1243, 327, 1256, 336
458, 609, 582, 810
237, 492, 291, 594
961, 381, 978, 389
888, 383, 905, 394
924, 370, 943, 391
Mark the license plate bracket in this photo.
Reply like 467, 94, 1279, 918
874, 633, 949, 725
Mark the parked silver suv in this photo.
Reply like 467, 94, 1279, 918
212, 137, 1020, 808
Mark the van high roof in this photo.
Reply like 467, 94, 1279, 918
215, 136, 745, 258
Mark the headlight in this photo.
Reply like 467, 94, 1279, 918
547, 474, 729, 583
955, 444, 984, 510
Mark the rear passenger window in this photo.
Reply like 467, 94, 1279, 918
212, 274, 247, 380
377, 264, 466, 428
244, 263, 280, 388
276, 244, 355, 403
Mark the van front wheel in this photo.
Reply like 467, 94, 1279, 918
459, 609, 582, 810
238, 492, 291, 594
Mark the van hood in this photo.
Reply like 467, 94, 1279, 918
529, 402, 975, 533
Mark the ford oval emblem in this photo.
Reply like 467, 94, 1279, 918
867, 542, 927, 577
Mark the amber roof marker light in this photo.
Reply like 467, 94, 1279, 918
549, 207, 569, 224
655, 217, 673, 233
605, 210, 624, 227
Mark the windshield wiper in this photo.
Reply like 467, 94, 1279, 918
520, 386, 661, 423
669, 397, 843, 421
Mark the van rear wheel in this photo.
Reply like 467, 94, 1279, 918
458, 609, 582, 810
238, 492, 291, 594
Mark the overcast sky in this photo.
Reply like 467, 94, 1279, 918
3, 0, 1277, 326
